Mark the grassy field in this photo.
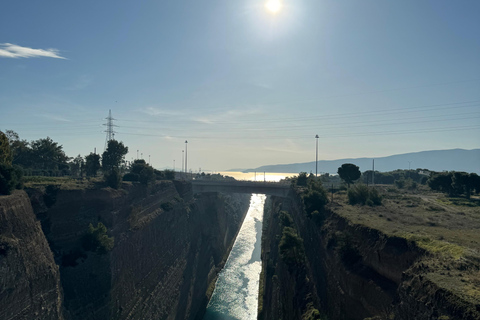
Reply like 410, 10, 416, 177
23, 176, 104, 190
330, 185, 480, 305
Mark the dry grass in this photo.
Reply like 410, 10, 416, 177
23, 176, 103, 190
330, 185, 480, 304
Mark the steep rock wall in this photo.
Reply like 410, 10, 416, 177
28, 181, 250, 320
260, 191, 480, 320
0, 191, 64, 320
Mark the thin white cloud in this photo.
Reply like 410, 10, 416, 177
40, 114, 72, 122
0, 43, 67, 59
142, 107, 182, 117
192, 107, 264, 124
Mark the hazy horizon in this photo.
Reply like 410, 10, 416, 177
2, 0, 479, 171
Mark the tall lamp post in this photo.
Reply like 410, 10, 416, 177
182, 150, 184, 173
315, 134, 319, 177
185, 140, 188, 174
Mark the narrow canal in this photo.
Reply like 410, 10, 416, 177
203, 194, 266, 320
203, 173, 287, 320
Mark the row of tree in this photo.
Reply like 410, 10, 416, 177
428, 171, 480, 199
0, 130, 175, 194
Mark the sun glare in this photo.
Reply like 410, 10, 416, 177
265, 0, 282, 14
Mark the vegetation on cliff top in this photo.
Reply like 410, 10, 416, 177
331, 184, 480, 305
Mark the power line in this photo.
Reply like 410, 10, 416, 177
114, 100, 480, 125
115, 124, 480, 140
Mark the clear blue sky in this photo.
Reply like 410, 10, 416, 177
1, 0, 479, 171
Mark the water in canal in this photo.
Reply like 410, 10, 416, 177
203, 172, 288, 320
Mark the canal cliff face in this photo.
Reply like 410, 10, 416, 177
259, 190, 480, 320
0, 191, 64, 320
1, 181, 250, 320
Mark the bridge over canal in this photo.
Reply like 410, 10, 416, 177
191, 180, 291, 197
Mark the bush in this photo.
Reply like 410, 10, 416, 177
279, 210, 293, 227
302, 307, 323, 320
303, 189, 328, 215
0, 164, 23, 195
161, 201, 174, 211
82, 222, 114, 254
164, 169, 175, 180
395, 179, 405, 189
279, 227, 305, 268
104, 169, 122, 189
139, 165, 155, 185
348, 184, 382, 206
297, 172, 308, 186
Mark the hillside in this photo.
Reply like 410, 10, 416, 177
239, 148, 480, 174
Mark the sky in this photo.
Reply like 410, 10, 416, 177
1, 0, 479, 172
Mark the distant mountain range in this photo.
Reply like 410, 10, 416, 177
233, 149, 480, 174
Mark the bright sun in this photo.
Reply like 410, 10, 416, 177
265, 0, 283, 14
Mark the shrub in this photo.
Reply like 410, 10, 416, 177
348, 184, 382, 206
164, 169, 175, 180
161, 201, 174, 211
303, 189, 328, 215
104, 169, 122, 189
0, 164, 23, 195
279, 210, 293, 227
82, 222, 114, 254
395, 179, 405, 189
297, 172, 308, 186
279, 227, 305, 268
302, 307, 323, 320
139, 165, 155, 185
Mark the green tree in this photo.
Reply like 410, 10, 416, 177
279, 227, 306, 268
102, 140, 128, 172
128, 159, 155, 185
452, 172, 469, 197
30, 137, 69, 171
70, 154, 84, 178
105, 168, 122, 189
5, 130, 32, 169
338, 163, 361, 188
0, 164, 23, 195
296, 172, 308, 186
85, 153, 101, 177
470, 173, 480, 195
0, 131, 13, 165
428, 172, 454, 196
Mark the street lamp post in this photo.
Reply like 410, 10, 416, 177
137, 150, 139, 159
185, 140, 188, 174
149, 155, 151, 165
315, 134, 319, 177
